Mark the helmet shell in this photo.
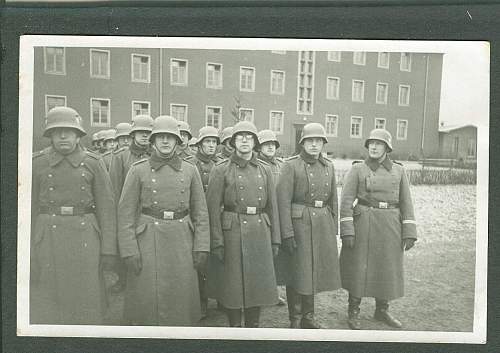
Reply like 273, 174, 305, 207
102, 129, 116, 141
91, 132, 101, 142
299, 123, 328, 144
43, 106, 86, 137
230, 121, 259, 148
197, 126, 220, 145
220, 126, 234, 144
115, 122, 132, 138
130, 114, 154, 133
188, 137, 198, 147
365, 128, 393, 152
257, 129, 280, 149
150, 115, 182, 143
178, 121, 193, 139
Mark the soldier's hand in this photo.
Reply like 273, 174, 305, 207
283, 237, 297, 255
402, 238, 416, 251
212, 246, 225, 264
124, 255, 142, 275
342, 236, 355, 249
272, 244, 280, 258
99, 254, 118, 273
193, 251, 209, 273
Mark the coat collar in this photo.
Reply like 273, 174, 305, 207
300, 149, 327, 166
48, 145, 86, 168
149, 149, 182, 171
196, 150, 217, 163
129, 140, 151, 157
221, 146, 233, 158
258, 152, 277, 165
230, 151, 259, 168
365, 155, 393, 172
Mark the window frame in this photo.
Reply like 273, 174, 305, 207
374, 117, 387, 130
325, 114, 339, 137
326, 76, 340, 100
352, 79, 365, 103
170, 58, 189, 86
205, 105, 222, 130
44, 47, 66, 75
377, 52, 390, 69
89, 49, 111, 79
206, 62, 223, 89
350, 115, 363, 138
398, 84, 411, 106
467, 138, 476, 157
90, 97, 111, 127
131, 100, 151, 119
327, 51, 341, 62
44, 94, 67, 115
376, 82, 389, 105
169, 103, 189, 123
270, 69, 286, 95
269, 110, 285, 135
239, 66, 256, 92
238, 107, 255, 123
296, 50, 315, 115
353, 51, 366, 65
396, 119, 409, 140
400, 53, 412, 72
130, 53, 151, 83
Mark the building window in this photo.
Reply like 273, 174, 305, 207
44, 47, 65, 75
45, 95, 67, 115
90, 98, 110, 127
327, 51, 341, 62
353, 51, 366, 65
206, 106, 222, 129
131, 54, 150, 83
374, 118, 386, 130
90, 49, 110, 79
206, 63, 223, 89
325, 114, 338, 137
170, 103, 188, 122
467, 139, 476, 157
239, 108, 254, 122
399, 85, 411, 106
352, 80, 365, 102
397, 119, 408, 140
326, 77, 340, 100
400, 53, 412, 71
240, 66, 255, 92
297, 51, 315, 115
378, 52, 390, 68
131, 101, 151, 118
170, 58, 188, 86
269, 111, 284, 135
350, 116, 363, 138
271, 50, 286, 54
376, 82, 389, 104
270, 70, 285, 95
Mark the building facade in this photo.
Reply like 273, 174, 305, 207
438, 124, 477, 162
33, 47, 443, 158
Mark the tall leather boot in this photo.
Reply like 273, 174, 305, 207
226, 308, 242, 327
300, 294, 324, 329
198, 272, 208, 319
374, 299, 402, 329
347, 294, 362, 330
286, 286, 301, 328
244, 306, 261, 328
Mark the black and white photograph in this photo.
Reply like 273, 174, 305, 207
16, 36, 488, 343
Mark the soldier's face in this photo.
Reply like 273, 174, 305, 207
50, 128, 80, 155
117, 136, 132, 147
133, 131, 151, 146
189, 145, 198, 154
224, 140, 234, 151
368, 140, 387, 159
302, 137, 324, 157
181, 132, 190, 145
234, 133, 255, 154
201, 137, 218, 156
260, 142, 277, 158
154, 133, 178, 155
104, 139, 116, 151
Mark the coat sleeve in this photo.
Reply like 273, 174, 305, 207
117, 166, 141, 258
328, 163, 339, 236
276, 161, 295, 240
206, 164, 225, 250
262, 164, 281, 245
109, 152, 124, 201
399, 168, 417, 240
189, 165, 210, 252
339, 165, 359, 237
92, 158, 118, 255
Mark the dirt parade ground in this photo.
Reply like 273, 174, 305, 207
103, 184, 476, 332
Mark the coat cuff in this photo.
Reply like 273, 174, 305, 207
340, 217, 355, 237
402, 220, 417, 239
281, 230, 295, 240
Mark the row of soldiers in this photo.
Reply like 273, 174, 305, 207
30, 106, 417, 330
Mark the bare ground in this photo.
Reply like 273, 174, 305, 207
104, 185, 476, 332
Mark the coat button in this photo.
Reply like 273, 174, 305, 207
239, 186, 244, 190
312, 212, 316, 216
258, 219, 262, 223
153, 201, 158, 204
152, 179, 156, 183
258, 186, 263, 190
154, 221, 159, 225
153, 190, 157, 193
52, 224, 57, 229
81, 186, 86, 190
240, 198, 244, 201
48, 174, 53, 178
49, 187, 54, 191
243, 220, 247, 224
238, 175, 242, 178
258, 197, 262, 201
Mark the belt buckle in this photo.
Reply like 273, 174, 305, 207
378, 202, 388, 209
314, 200, 323, 208
246, 207, 257, 215
163, 211, 174, 220
60, 206, 74, 215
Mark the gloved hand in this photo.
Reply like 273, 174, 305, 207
212, 246, 225, 263
283, 237, 297, 255
193, 251, 209, 273
124, 254, 142, 275
402, 238, 416, 251
342, 236, 355, 249
99, 254, 118, 273
272, 244, 280, 258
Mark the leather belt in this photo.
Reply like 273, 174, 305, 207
142, 207, 189, 220
39, 205, 96, 216
224, 205, 264, 215
302, 200, 327, 208
358, 199, 399, 209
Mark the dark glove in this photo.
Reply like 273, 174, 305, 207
402, 238, 416, 251
99, 254, 118, 273
124, 254, 142, 275
212, 246, 225, 263
193, 251, 209, 273
272, 244, 280, 258
342, 236, 355, 249
283, 237, 297, 255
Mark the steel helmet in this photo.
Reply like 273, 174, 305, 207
178, 121, 192, 139
130, 114, 154, 134
149, 115, 182, 143
299, 123, 328, 144
257, 129, 280, 149
230, 121, 259, 148
43, 106, 86, 137
197, 126, 220, 145
365, 128, 393, 152
102, 129, 116, 141
91, 132, 101, 143
220, 126, 233, 144
115, 122, 132, 138
95, 130, 106, 141
188, 137, 198, 147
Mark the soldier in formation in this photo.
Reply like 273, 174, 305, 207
30, 107, 117, 324
339, 128, 417, 330
114, 122, 132, 148
101, 129, 117, 171
188, 137, 199, 155
216, 126, 234, 160
176, 121, 194, 158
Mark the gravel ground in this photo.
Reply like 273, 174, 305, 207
104, 185, 476, 332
